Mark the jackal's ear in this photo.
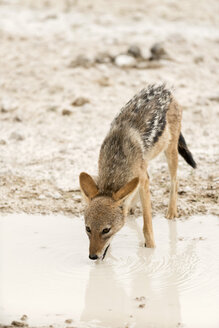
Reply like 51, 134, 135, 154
79, 172, 99, 202
113, 177, 139, 202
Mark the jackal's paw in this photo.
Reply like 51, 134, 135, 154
144, 238, 155, 248
165, 208, 178, 220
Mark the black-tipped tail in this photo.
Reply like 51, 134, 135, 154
178, 132, 197, 169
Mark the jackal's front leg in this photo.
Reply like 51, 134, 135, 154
139, 176, 155, 248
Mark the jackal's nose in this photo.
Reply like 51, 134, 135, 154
89, 254, 98, 260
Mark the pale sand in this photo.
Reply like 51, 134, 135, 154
0, 214, 219, 328
0, 0, 218, 218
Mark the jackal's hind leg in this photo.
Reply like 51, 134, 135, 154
139, 174, 155, 248
165, 146, 178, 219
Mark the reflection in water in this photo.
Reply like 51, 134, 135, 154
81, 218, 192, 328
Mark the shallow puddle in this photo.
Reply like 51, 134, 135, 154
0, 214, 219, 328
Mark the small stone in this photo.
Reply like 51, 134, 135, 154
209, 96, 219, 102
95, 52, 113, 64
38, 194, 46, 200
194, 56, 204, 64
138, 303, 145, 308
115, 55, 136, 68
11, 321, 28, 327
149, 43, 168, 60
65, 319, 73, 324
135, 296, 145, 301
52, 192, 62, 199
127, 45, 142, 58
96, 76, 111, 87
69, 55, 92, 68
47, 106, 58, 112
10, 132, 24, 141
72, 97, 90, 107
73, 195, 81, 202
0, 139, 7, 145
62, 109, 72, 116
14, 116, 22, 122
20, 315, 28, 321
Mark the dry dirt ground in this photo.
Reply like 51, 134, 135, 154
0, 0, 219, 223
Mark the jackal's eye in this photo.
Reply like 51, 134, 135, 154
86, 226, 91, 233
102, 227, 111, 234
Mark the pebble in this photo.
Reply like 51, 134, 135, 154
95, 52, 113, 64
72, 97, 90, 107
0, 139, 7, 145
14, 116, 22, 122
38, 194, 46, 200
96, 76, 111, 87
69, 55, 92, 68
20, 315, 28, 321
52, 192, 62, 199
62, 109, 72, 116
11, 321, 28, 327
65, 319, 73, 324
127, 45, 142, 58
209, 96, 219, 102
138, 303, 145, 308
73, 195, 81, 202
115, 55, 136, 68
135, 296, 145, 301
10, 132, 25, 141
149, 43, 167, 60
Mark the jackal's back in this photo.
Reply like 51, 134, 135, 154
113, 84, 172, 148
98, 85, 172, 194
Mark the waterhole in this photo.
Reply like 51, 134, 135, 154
0, 214, 218, 328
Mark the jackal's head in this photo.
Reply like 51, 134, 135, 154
79, 172, 139, 260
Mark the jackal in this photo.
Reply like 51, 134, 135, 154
79, 85, 196, 260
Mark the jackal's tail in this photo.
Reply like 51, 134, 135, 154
178, 132, 197, 169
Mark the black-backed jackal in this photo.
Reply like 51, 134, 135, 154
79, 85, 196, 260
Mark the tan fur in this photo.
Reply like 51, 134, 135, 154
79, 85, 193, 259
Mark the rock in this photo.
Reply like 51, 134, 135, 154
138, 303, 145, 308
62, 109, 72, 116
20, 315, 28, 321
194, 56, 204, 64
38, 194, 46, 200
71, 97, 90, 107
149, 43, 168, 60
69, 55, 92, 68
127, 45, 142, 58
135, 296, 145, 301
115, 55, 136, 68
10, 132, 24, 141
96, 76, 111, 87
73, 195, 81, 203
0, 139, 7, 145
14, 116, 22, 122
47, 106, 58, 112
52, 192, 62, 199
209, 96, 219, 102
65, 319, 73, 324
11, 321, 28, 327
95, 52, 113, 64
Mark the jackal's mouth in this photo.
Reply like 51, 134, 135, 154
102, 244, 110, 260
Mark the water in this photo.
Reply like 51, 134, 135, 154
0, 214, 219, 328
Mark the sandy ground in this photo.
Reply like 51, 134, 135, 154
0, 0, 219, 219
